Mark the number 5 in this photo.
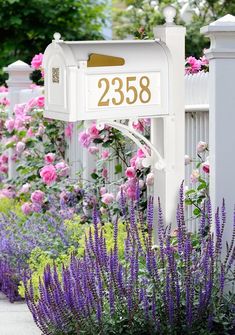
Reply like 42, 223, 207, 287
126, 77, 137, 104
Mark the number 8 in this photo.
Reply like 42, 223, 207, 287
139, 76, 151, 103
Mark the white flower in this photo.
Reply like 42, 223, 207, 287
185, 155, 191, 165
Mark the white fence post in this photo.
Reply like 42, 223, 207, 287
152, 6, 186, 230
4, 60, 33, 179
201, 15, 235, 254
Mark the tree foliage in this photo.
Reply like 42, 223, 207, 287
114, 0, 235, 57
0, 0, 107, 83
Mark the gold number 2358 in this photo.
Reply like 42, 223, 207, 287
98, 76, 151, 107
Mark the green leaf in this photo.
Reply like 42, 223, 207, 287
197, 184, 206, 191
115, 164, 122, 174
93, 138, 103, 144
193, 208, 201, 216
5, 142, 15, 149
186, 189, 196, 195
91, 172, 99, 180
185, 199, 193, 205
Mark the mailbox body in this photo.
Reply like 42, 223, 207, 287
43, 39, 171, 122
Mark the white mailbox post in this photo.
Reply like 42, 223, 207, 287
43, 6, 185, 234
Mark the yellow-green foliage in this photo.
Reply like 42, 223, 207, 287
65, 215, 127, 258
19, 246, 75, 299
0, 197, 26, 220
64, 215, 127, 257
20, 216, 128, 299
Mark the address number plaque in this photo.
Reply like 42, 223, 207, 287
87, 72, 161, 110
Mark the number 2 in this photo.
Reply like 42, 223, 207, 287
98, 78, 110, 106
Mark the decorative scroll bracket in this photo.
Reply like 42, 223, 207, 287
93, 119, 166, 171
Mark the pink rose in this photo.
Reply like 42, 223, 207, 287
21, 202, 32, 215
36, 96, 45, 108
88, 124, 100, 139
102, 168, 108, 179
20, 183, 30, 194
101, 150, 110, 159
137, 148, 145, 158
202, 162, 210, 174
0, 86, 8, 93
14, 119, 24, 130
100, 187, 107, 195
125, 167, 136, 179
36, 124, 45, 136
185, 56, 202, 74
55, 161, 69, 177
136, 145, 150, 159
40, 164, 57, 185
0, 164, 8, 174
26, 98, 37, 110
132, 120, 144, 132
78, 131, 91, 148
14, 103, 26, 117
190, 169, 200, 184
146, 172, 154, 186
0, 97, 10, 106
126, 187, 136, 200
197, 141, 207, 153
0, 153, 8, 164
5, 118, 15, 133
88, 146, 99, 155
65, 123, 73, 139
27, 128, 34, 137
44, 153, 55, 164
16, 141, 26, 154
101, 193, 114, 205
31, 53, 43, 69
0, 188, 15, 199
31, 190, 45, 204
200, 55, 209, 66
130, 155, 137, 167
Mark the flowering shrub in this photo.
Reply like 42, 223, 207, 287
25, 192, 235, 335
78, 120, 153, 215
185, 55, 209, 74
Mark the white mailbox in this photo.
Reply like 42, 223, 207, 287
43, 33, 171, 122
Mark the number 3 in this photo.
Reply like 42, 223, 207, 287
112, 77, 124, 105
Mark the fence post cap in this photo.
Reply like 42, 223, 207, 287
201, 14, 235, 34
4, 60, 32, 72
163, 5, 177, 26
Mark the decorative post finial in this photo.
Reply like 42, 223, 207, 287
53, 32, 62, 42
163, 5, 177, 26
